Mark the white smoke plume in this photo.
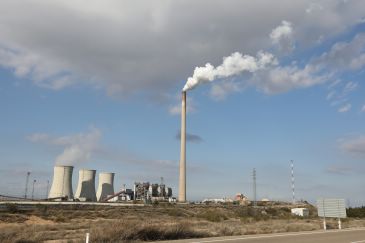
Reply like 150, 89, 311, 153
27, 127, 102, 165
183, 51, 277, 91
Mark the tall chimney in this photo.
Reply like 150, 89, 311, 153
179, 91, 186, 202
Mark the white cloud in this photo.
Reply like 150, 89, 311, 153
209, 80, 243, 101
326, 80, 358, 109
252, 64, 326, 94
270, 20, 295, 53
0, 1, 364, 97
343, 81, 358, 94
326, 90, 336, 100
169, 94, 196, 115
338, 103, 352, 113
315, 33, 365, 71
362, 104, 365, 113
326, 165, 353, 175
340, 135, 365, 155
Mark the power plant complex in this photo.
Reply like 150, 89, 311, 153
47, 165, 174, 203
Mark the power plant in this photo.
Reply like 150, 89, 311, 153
42, 165, 175, 203
48, 165, 74, 199
75, 169, 97, 202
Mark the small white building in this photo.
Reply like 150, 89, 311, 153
291, 208, 309, 217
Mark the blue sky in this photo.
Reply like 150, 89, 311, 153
0, 0, 365, 205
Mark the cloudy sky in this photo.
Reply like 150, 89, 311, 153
0, 0, 364, 205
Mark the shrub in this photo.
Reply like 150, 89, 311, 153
197, 210, 228, 222
347, 207, 365, 218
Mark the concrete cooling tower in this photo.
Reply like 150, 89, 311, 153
75, 169, 97, 201
96, 172, 114, 201
48, 165, 74, 199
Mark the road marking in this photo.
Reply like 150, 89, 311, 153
350, 241, 365, 243
187, 228, 365, 243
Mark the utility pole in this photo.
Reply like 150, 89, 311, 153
253, 168, 257, 207
32, 179, 36, 200
24, 172, 31, 199
291, 160, 295, 204
46, 180, 49, 199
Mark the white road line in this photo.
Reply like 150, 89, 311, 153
350, 240, 365, 243
187, 228, 365, 243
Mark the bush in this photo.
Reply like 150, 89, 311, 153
347, 207, 365, 218
5, 204, 19, 213
90, 220, 209, 242
197, 210, 228, 222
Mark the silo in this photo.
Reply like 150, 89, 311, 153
96, 172, 114, 201
48, 165, 74, 199
75, 169, 97, 201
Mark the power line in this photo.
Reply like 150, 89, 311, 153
32, 179, 36, 200
24, 172, 31, 199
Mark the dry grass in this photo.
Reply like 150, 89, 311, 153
0, 204, 363, 242
89, 220, 208, 242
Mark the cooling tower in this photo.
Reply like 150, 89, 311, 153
75, 169, 97, 201
48, 165, 74, 199
179, 91, 186, 202
96, 172, 115, 201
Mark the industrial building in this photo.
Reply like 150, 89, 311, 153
133, 182, 173, 202
47, 165, 173, 203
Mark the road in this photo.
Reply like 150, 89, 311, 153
161, 228, 365, 243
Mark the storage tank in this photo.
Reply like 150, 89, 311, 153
96, 172, 114, 201
48, 165, 74, 199
75, 169, 97, 201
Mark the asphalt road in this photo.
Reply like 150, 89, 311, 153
161, 228, 365, 243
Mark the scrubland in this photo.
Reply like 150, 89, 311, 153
0, 203, 364, 243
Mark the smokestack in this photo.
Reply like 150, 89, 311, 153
179, 91, 186, 202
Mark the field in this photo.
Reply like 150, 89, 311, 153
1, 203, 365, 243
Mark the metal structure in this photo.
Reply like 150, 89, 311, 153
24, 172, 31, 199
75, 169, 97, 201
253, 168, 257, 206
134, 181, 172, 202
291, 160, 295, 204
179, 91, 187, 202
31, 179, 36, 200
48, 165, 74, 199
317, 198, 347, 230
96, 172, 115, 201
134, 182, 150, 201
